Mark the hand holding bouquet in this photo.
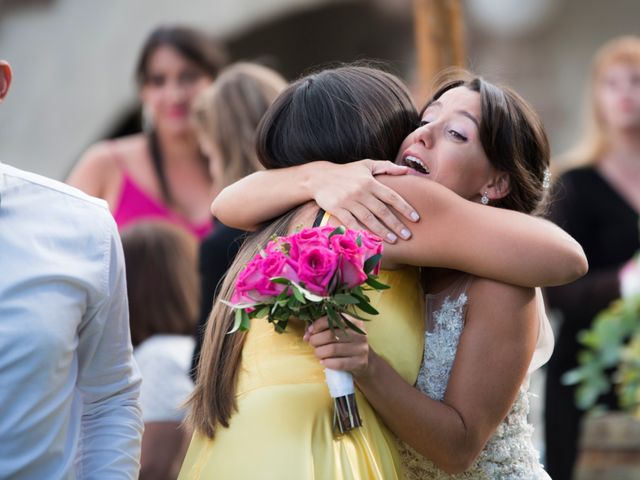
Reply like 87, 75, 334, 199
224, 225, 388, 433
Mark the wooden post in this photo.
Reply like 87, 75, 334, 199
413, 0, 466, 104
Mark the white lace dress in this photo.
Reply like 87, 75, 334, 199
397, 278, 552, 479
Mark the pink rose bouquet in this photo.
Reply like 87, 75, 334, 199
224, 225, 388, 433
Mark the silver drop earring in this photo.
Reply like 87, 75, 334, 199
481, 192, 489, 205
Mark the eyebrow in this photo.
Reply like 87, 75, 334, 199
424, 101, 480, 129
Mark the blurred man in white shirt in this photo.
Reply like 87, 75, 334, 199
0, 60, 143, 479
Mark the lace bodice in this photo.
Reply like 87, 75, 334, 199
398, 278, 551, 479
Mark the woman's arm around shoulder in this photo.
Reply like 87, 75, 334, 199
379, 175, 588, 287
211, 160, 418, 239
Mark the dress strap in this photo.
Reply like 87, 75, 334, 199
313, 208, 327, 227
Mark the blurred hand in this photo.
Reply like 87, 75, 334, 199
303, 316, 371, 377
308, 160, 420, 243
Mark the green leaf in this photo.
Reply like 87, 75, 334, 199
228, 308, 244, 334
328, 226, 346, 238
292, 285, 306, 303
355, 299, 379, 316
326, 305, 342, 333
240, 309, 251, 331
333, 293, 360, 305
363, 254, 382, 274
340, 313, 366, 335
270, 277, 292, 285
365, 276, 390, 290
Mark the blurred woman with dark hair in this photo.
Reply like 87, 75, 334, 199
68, 25, 226, 239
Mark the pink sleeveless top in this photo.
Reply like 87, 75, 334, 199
110, 142, 213, 239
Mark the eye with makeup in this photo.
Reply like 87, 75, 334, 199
447, 128, 467, 142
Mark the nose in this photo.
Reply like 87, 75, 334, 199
167, 80, 189, 104
415, 122, 434, 149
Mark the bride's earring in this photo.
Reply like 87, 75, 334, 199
481, 192, 489, 205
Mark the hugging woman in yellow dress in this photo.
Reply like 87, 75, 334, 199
180, 66, 587, 480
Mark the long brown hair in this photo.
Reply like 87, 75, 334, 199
556, 35, 640, 172
186, 65, 418, 438
192, 62, 287, 191
425, 69, 550, 215
121, 220, 199, 346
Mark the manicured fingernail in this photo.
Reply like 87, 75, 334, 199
307, 324, 313, 333
410, 212, 420, 222
401, 229, 411, 239
386, 232, 398, 242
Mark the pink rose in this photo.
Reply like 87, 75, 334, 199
330, 233, 367, 289
260, 249, 299, 284
232, 254, 287, 305
355, 230, 383, 275
288, 227, 332, 261
297, 246, 339, 296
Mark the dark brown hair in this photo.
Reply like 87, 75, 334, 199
121, 220, 199, 346
192, 62, 287, 190
135, 25, 227, 204
135, 25, 227, 87
425, 69, 550, 215
187, 65, 418, 438
257, 65, 418, 168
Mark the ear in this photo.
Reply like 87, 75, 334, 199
0, 61, 13, 102
485, 171, 510, 201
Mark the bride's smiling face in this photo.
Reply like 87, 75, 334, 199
396, 87, 498, 204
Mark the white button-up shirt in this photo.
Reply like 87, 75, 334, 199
0, 162, 143, 479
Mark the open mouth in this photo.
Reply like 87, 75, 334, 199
403, 155, 430, 175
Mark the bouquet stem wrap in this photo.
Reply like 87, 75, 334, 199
324, 368, 362, 433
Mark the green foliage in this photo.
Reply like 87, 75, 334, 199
231, 275, 389, 338
563, 295, 640, 416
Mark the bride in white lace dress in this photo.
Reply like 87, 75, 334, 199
306, 72, 557, 479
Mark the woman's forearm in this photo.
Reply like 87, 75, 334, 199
357, 353, 482, 474
380, 175, 588, 287
211, 165, 316, 230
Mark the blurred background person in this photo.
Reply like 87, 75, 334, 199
121, 221, 200, 480
544, 34, 640, 480
67, 25, 226, 239
189, 62, 287, 379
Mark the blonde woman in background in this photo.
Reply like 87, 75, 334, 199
121, 221, 200, 480
189, 63, 287, 379
544, 35, 640, 480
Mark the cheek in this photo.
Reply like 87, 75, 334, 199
394, 135, 414, 163
141, 88, 165, 110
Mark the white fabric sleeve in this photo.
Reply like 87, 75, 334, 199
528, 287, 555, 373
75, 215, 143, 479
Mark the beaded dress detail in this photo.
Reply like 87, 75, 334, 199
397, 276, 551, 480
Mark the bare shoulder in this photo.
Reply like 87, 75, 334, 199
466, 278, 537, 332
73, 135, 145, 174
469, 278, 535, 311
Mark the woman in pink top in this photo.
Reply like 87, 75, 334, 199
68, 25, 226, 239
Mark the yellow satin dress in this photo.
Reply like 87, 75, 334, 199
179, 227, 423, 480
